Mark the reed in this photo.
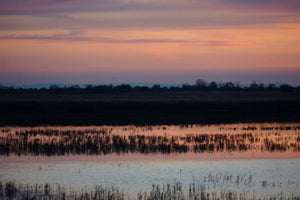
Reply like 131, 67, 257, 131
0, 180, 298, 200
0, 125, 299, 156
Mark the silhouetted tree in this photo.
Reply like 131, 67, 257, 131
181, 83, 192, 90
250, 81, 258, 90
280, 84, 293, 92
1, 79, 300, 94
115, 84, 131, 92
152, 84, 161, 91
258, 82, 265, 89
49, 84, 60, 90
224, 82, 235, 89
195, 79, 207, 89
268, 83, 276, 89
235, 82, 241, 89
208, 82, 218, 90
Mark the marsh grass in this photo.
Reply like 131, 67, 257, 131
0, 125, 299, 156
0, 180, 299, 200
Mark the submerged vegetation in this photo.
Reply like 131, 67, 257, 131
1, 125, 299, 156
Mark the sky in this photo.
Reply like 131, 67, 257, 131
0, 0, 300, 86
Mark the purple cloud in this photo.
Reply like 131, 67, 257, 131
0, 0, 299, 33
0, 0, 86, 12
1, 0, 299, 14
0, 31, 237, 47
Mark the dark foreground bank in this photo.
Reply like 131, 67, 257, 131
1, 91, 300, 126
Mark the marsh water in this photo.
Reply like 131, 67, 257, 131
0, 123, 299, 199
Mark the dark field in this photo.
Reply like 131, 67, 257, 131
1, 91, 300, 126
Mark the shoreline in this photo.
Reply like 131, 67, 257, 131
1, 151, 299, 163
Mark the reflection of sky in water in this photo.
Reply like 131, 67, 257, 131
0, 158, 299, 197
0, 123, 299, 198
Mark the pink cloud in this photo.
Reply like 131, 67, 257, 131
0, 32, 240, 47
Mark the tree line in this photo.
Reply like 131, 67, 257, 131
0, 79, 299, 94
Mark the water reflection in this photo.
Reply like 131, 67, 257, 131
0, 158, 299, 199
0, 123, 299, 199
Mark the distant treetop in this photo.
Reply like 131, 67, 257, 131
0, 80, 298, 94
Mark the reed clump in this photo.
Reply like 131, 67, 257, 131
0, 125, 299, 156
0, 180, 299, 200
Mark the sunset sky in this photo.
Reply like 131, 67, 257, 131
0, 0, 300, 85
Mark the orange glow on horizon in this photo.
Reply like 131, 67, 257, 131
1, 22, 300, 74
0, 1, 300, 84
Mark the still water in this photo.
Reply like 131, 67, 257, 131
0, 156, 299, 197
0, 123, 299, 199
